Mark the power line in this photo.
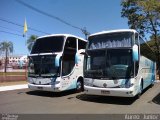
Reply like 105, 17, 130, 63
16, 0, 90, 38
16, 0, 82, 30
0, 17, 49, 35
0, 30, 23, 37
0, 25, 37, 37
81, 27, 90, 40
0, 25, 22, 33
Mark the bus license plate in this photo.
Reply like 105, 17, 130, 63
101, 90, 110, 94
37, 87, 43, 90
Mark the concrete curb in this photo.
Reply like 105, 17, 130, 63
155, 80, 160, 83
0, 80, 159, 92
0, 84, 28, 92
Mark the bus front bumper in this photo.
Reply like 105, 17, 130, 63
84, 85, 136, 97
28, 83, 61, 92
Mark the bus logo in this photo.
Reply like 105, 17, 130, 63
103, 83, 107, 88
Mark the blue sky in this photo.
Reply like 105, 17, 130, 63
0, 0, 129, 55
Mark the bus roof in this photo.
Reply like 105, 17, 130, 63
89, 29, 138, 37
37, 34, 87, 42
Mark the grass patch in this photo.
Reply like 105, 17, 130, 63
0, 81, 27, 86
0, 72, 26, 76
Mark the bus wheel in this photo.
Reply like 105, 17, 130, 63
137, 81, 143, 99
150, 80, 155, 88
76, 80, 83, 92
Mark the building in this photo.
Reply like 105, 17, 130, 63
0, 54, 28, 69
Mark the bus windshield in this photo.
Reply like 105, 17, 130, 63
88, 32, 133, 50
84, 49, 133, 79
31, 36, 64, 54
28, 55, 60, 77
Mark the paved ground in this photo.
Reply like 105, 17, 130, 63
0, 83, 160, 114
0, 81, 27, 87
0, 84, 27, 91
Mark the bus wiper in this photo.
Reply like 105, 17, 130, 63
111, 76, 117, 80
50, 73, 58, 77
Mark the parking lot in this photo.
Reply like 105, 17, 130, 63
0, 82, 160, 114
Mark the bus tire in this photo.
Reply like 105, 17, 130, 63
150, 80, 155, 88
76, 78, 84, 92
137, 80, 143, 99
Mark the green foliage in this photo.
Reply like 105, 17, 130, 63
147, 35, 160, 52
121, 0, 160, 53
121, 0, 145, 36
121, 0, 160, 37
138, 0, 160, 12
27, 35, 38, 52
0, 41, 13, 53
0, 41, 14, 73
121, 0, 160, 78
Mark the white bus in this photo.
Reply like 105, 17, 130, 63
84, 29, 156, 97
28, 34, 87, 92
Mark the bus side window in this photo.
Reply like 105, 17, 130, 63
78, 39, 87, 50
135, 33, 139, 45
62, 37, 77, 76
64, 37, 76, 50
134, 33, 139, 76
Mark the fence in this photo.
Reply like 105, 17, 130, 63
0, 65, 27, 82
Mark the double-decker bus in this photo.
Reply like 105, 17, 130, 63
28, 34, 87, 92
84, 29, 156, 97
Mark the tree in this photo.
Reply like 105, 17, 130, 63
121, 0, 160, 79
0, 60, 2, 67
0, 41, 13, 73
147, 35, 160, 52
27, 35, 38, 52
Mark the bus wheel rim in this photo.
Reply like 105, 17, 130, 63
77, 81, 82, 90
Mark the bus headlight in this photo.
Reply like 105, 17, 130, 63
119, 83, 134, 88
50, 81, 60, 85
55, 81, 60, 84
50, 78, 60, 85
84, 82, 93, 87
119, 84, 125, 88
125, 83, 134, 88
119, 79, 134, 88
28, 77, 34, 84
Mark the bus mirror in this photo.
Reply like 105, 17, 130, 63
55, 54, 61, 67
75, 53, 79, 64
80, 52, 86, 55
78, 49, 85, 55
132, 44, 139, 62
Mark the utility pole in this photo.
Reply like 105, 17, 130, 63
81, 27, 90, 40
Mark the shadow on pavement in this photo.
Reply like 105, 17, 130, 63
76, 84, 155, 105
152, 92, 160, 105
76, 94, 136, 105
26, 89, 77, 97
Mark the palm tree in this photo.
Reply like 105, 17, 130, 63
0, 41, 13, 73
27, 35, 38, 52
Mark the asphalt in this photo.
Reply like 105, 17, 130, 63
0, 80, 159, 92
0, 82, 160, 114
0, 84, 28, 92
